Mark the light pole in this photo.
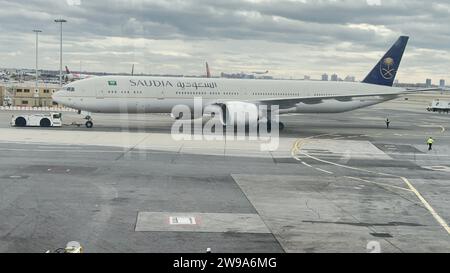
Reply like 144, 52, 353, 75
33, 29, 42, 98
54, 18, 67, 87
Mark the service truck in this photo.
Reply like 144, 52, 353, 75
427, 99, 450, 113
11, 112, 62, 127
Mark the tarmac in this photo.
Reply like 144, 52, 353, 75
0, 92, 449, 252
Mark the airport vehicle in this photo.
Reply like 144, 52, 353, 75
52, 36, 441, 128
11, 112, 62, 127
427, 99, 450, 113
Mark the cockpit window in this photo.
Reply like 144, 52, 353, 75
65, 87, 75, 92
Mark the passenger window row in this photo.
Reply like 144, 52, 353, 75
253, 92, 300, 96
105, 90, 143, 94
174, 91, 240, 95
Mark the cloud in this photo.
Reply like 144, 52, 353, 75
0, 0, 448, 82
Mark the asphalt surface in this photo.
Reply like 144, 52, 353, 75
0, 95, 449, 252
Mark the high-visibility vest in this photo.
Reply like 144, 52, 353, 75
427, 138, 434, 144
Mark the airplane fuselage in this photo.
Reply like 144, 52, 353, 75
53, 76, 403, 114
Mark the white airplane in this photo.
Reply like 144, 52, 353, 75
64, 66, 95, 82
251, 70, 269, 75
53, 36, 439, 128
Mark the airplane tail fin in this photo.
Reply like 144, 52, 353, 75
363, 36, 409, 87
65, 66, 70, 74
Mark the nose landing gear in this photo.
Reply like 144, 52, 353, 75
85, 120, 93, 128
83, 113, 93, 128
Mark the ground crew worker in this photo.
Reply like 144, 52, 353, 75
427, 137, 434, 151
385, 118, 390, 129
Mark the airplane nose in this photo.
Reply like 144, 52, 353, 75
52, 90, 64, 104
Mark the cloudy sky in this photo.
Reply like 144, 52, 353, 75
0, 0, 449, 83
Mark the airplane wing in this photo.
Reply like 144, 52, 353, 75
250, 88, 446, 108
404, 87, 446, 92
249, 91, 402, 108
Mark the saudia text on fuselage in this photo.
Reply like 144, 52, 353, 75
129, 79, 218, 90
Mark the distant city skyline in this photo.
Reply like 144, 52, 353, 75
0, 1, 449, 83
1, 66, 447, 87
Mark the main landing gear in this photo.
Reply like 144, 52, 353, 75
265, 121, 285, 132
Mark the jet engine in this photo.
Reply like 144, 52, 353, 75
219, 101, 260, 127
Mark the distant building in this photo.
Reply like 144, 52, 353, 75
0, 85, 5, 106
426, 78, 432, 87
344, 75, 355, 82
331, 73, 338, 81
440, 79, 445, 88
221, 72, 255, 79
321, 73, 328, 81
0, 82, 61, 107
304, 75, 310, 80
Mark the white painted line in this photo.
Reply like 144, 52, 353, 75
292, 136, 450, 236
0, 148, 123, 153
315, 168, 333, 174
37, 146, 83, 149
401, 177, 450, 235
345, 176, 411, 192
302, 161, 312, 168
418, 124, 446, 133
297, 151, 395, 177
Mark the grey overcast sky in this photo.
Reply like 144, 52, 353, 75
0, 0, 449, 83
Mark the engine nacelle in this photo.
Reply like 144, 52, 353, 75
220, 101, 259, 126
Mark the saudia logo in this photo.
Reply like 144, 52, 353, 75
130, 79, 174, 87
380, 57, 395, 80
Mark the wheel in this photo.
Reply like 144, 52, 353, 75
40, 118, 51, 127
266, 121, 272, 132
260, 121, 284, 132
85, 121, 93, 128
15, 117, 26, 127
